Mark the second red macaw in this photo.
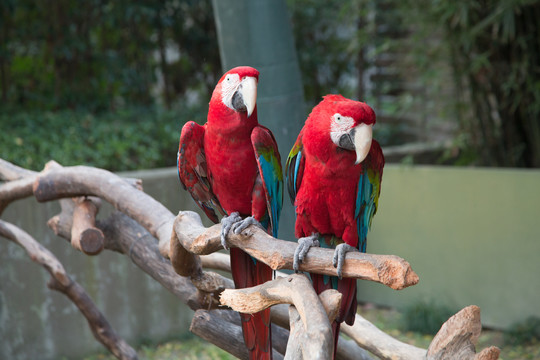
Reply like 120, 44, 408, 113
178, 66, 283, 360
286, 94, 384, 359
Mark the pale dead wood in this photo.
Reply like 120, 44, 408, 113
0, 159, 501, 360
285, 289, 341, 360
427, 306, 500, 360
285, 306, 303, 360
200, 252, 231, 272
190, 309, 285, 360
341, 313, 426, 360
32, 165, 174, 246
0, 220, 137, 360
0, 157, 36, 180
0, 175, 36, 215
175, 210, 418, 290
71, 197, 104, 255
221, 274, 334, 359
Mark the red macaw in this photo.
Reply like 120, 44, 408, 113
285, 94, 384, 358
178, 66, 283, 360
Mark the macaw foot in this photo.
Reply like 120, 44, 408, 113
293, 233, 320, 272
332, 243, 357, 279
220, 212, 242, 250
231, 215, 264, 234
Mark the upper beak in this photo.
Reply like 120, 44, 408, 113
353, 123, 373, 164
237, 76, 257, 117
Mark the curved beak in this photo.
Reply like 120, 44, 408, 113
353, 123, 373, 164
237, 76, 257, 117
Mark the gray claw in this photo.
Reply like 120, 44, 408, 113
293, 233, 319, 272
220, 212, 242, 250
231, 216, 263, 234
332, 243, 357, 279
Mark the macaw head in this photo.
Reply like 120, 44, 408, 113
210, 66, 259, 119
305, 94, 376, 164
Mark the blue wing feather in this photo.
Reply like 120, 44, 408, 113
355, 142, 384, 253
252, 126, 283, 238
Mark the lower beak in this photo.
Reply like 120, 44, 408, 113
353, 124, 373, 164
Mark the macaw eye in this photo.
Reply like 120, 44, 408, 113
337, 116, 342, 121
226, 75, 231, 82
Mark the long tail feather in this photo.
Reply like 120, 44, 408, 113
312, 273, 357, 360
231, 248, 273, 360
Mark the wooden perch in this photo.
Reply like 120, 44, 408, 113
32, 165, 174, 245
175, 210, 418, 290
0, 219, 137, 360
341, 313, 426, 360
190, 309, 285, 360
0, 159, 502, 360
221, 274, 335, 359
71, 197, 104, 255
285, 289, 341, 360
427, 306, 500, 360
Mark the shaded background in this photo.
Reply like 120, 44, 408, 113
1, 0, 540, 359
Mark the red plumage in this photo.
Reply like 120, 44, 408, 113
287, 95, 384, 359
179, 66, 282, 359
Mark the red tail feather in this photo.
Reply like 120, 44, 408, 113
231, 248, 273, 359
312, 273, 357, 359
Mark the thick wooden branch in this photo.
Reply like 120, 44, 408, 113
285, 289, 341, 360
0, 158, 36, 180
427, 306, 500, 360
32, 165, 173, 245
175, 210, 418, 290
0, 220, 137, 360
190, 309, 285, 360
221, 274, 335, 359
0, 174, 36, 215
71, 197, 104, 255
341, 313, 426, 360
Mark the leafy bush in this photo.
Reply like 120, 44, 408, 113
1, 105, 206, 172
401, 300, 455, 335
505, 316, 540, 346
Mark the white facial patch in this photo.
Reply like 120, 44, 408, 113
330, 113, 355, 145
221, 73, 240, 110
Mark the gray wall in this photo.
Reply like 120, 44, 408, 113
2, 165, 540, 359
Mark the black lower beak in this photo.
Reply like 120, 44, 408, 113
231, 89, 247, 113
338, 129, 356, 150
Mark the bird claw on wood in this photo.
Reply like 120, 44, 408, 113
219, 212, 242, 250
231, 215, 264, 235
293, 233, 320, 272
333, 243, 357, 279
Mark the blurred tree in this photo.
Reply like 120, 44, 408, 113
0, 0, 220, 112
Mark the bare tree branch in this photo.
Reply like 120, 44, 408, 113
71, 196, 105, 255
427, 306, 500, 360
221, 274, 335, 359
0, 159, 500, 360
0, 220, 137, 360
174, 210, 418, 290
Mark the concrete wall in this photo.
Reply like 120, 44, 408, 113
1, 165, 539, 359
359, 165, 540, 329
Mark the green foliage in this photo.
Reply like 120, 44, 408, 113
0, 104, 205, 172
505, 316, 540, 346
401, 300, 455, 335
403, 0, 540, 167
0, 0, 220, 112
